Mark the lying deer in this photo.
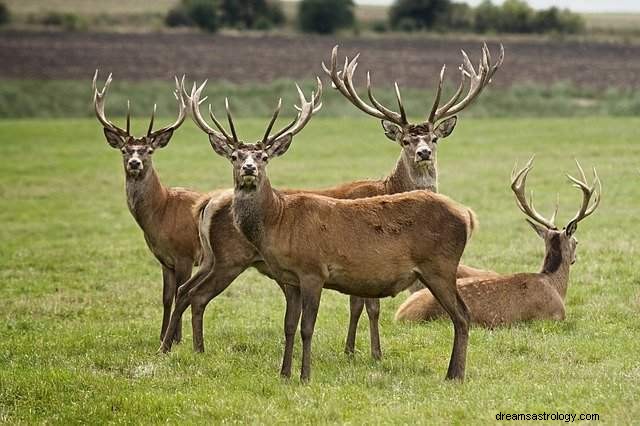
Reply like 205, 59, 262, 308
158, 44, 502, 360
186, 83, 477, 382
395, 157, 601, 326
92, 72, 213, 343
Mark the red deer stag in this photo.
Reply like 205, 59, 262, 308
323, 44, 503, 357
189, 84, 476, 382
158, 44, 502, 361
93, 71, 214, 343
395, 157, 601, 326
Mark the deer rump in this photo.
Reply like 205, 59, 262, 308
239, 189, 474, 299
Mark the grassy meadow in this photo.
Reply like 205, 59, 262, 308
1, 116, 639, 423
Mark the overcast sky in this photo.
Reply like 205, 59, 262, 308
355, 0, 640, 13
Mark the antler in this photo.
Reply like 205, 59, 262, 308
322, 45, 407, 126
565, 160, 601, 227
428, 43, 504, 123
263, 78, 323, 148
146, 75, 188, 138
92, 70, 130, 137
188, 79, 237, 150
510, 156, 558, 230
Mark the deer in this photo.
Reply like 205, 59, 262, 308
157, 44, 503, 361
179, 81, 477, 382
92, 71, 218, 344
395, 157, 601, 327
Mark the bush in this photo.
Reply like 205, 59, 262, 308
389, 0, 451, 31
532, 7, 584, 34
166, 0, 219, 32
499, 0, 534, 33
444, 2, 474, 31
40, 12, 87, 31
298, 0, 355, 34
220, 0, 284, 29
370, 19, 389, 33
474, 0, 500, 33
0, 2, 10, 26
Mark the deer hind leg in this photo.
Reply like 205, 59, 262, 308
280, 284, 301, 379
160, 266, 176, 343
365, 298, 382, 360
299, 277, 324, 383
171, 262, 193, 344
417, 268, 470, 381
344, 296, 365, 356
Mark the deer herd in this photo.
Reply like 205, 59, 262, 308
91, 43, 601, 383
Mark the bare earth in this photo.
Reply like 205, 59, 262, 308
2, 30, 639, 89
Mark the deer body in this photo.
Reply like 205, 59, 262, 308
395, 158, 600, 328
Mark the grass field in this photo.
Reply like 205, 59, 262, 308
1, 116, 639, 423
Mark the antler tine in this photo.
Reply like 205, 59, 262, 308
92, 70, 129, 137
394, 82, 407, 124
510, 156, 557, 230
430, 44, 502, 123
126, 100, 131, 135
565, 161, 602, 226
550, 193, 560, 225
261, 98, 282, 145
265, 81, 320, 147
428, 65, 446, 123
189, 80, 235, 148
295, 76, 324, 114
147, 75, 188, 138
224, 98, 239, 145
147, 103, 156, 136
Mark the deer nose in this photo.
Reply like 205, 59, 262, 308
129, 159, 141, 169
242, 163, 256, 174
416, 148, 432, 160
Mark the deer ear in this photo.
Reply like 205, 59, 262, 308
381, 120, 401, 142
265, 134, 293, 158
103, 128, 125, 149
150, 129, 174, 149
564, 220, 578, 237
208, 134, 233, 158
526, 219, 547, 239
434, 116, 457, 139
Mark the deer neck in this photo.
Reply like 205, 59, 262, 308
539, 235, 572, 300
232, 177, 282, 249
385, 151, 438, 194
125, 165, 168, 233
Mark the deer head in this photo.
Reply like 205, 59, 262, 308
92, 71, 187, 179
511, 157, 601, 268
188, 78, 322, 191
323, 44, 503, 176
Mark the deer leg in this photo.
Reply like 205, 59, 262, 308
280, 284, 302, 379
344, 296, 364, 356
364, 298, 382, 360
299, 278, 323, 383
189, 266, 244, 353
171, 262, 193, 344
417, 270, 470, 381
160, 266, 176, 343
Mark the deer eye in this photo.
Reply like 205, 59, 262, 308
432, 137, 439, 144
261, 153, 268, 162
401, 139, 410, 146
230, 153, 238, 161
147, 147, 154, 154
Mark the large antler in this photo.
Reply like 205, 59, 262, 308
146, 75, 188, 138
565, 160, 601, 228
510, 156, 559, 230
428, 43, 504, 124
322, 46, 407, 127
188, 79, 238, 150
92, 70, 130, 137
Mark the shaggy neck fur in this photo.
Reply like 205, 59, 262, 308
540, 234, 572, 299
125, 164, 168, 232
385, 151, 438, 194
232, 177, 281, 249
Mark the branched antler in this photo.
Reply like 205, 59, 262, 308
565, 160, 601, 228
510, 156, 558, 230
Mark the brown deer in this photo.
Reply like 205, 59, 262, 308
395, 157, 601, 326
186, 83, 477, 382
158, 44, 502, 361
92, 71, 214, 343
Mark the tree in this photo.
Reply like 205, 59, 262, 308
0, 2, 10, 26
220, 0, 284, 29
474, 0, 500, 33
499, 0, 533, 33
389, 0, 451, 31
298, 0, 355, 34
165, 0, 220, 32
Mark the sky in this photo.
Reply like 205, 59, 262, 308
355, 0, 640, 13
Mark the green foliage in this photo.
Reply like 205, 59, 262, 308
0, 2, 10, 26
298, 0, 355, 34
39, 11, 87, 31
1, 117, 640, 422
389, 0, 451, 30
166, 0, 219, 32
532, 6, 585, 34
220, 0, 284, 29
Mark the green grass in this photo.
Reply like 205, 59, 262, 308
1, 116, 639, 423
4, 79, 640, 119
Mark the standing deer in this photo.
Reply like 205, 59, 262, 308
158, 44, 502, 360
184, 83, 476, 382
93, 71, 212, 343
395, 157, 601, 326
322, 44, 503, 356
